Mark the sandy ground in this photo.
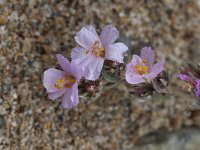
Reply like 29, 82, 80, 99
1, 0, 200, 149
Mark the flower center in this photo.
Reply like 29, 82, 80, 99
134, 59, 149, 75
54, 76, 76, 89
92, 41, 105, 58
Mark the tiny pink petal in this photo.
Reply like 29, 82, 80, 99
48, 88, 68, 100
70, 61, 83, 81
84, 25, 99, 37
56, 54, 71, 74
140, 47, 155, 70
145, 59, 164, 79
74, 27, 99, 50
72, 49, 104, 80
43, 68, 66, 93
100, 25, 119, 47
71, 47, 87, 60
82, 56, 104, 80
105, 42, 128, 63
194, 80, 200, 99
125, 65, 146, 84
131, 55, 144, 66
125, 56, 146, 84
62, 83, 79, 109
177, 74, 191, 81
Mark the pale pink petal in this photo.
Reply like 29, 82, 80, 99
125, 73, 146, 84
84, 25, 99, 37
62, 83, 79, 109
125, 63, 146, 84
48, 88, 68, 100
151, 59, 164, 75
82, 56, 104, 80
100, 25, 119, 47
177, 74, 191, 81
71, 47, 92, 78
105, 42, 128, 63
131, 55, 143, 66
72, 50, 104, 81
140, 47, 155, 70
143, 59, 164, 80
56, 54, 71, 74
75, 27, 99, 50
194, 80, 200, 99
43, 68, 66, 92
71, 49, 94, 70
70, 61, 83, 81
71, 47, 87, 60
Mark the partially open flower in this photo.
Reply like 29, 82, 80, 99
177, 62, 200, 99
125, 47, 164, 84
43, 54, 83, 109
71, 25, 128, 81
177, 73, 200, 99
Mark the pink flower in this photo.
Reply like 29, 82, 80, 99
43, 54, 83, 109
71, 25, 128, 80
125, 47, 164, 84
177, 73, 200, 99
177, 74, 191, 81
194, 80, 200, 98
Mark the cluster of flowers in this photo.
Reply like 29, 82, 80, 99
43, 25, 199, 109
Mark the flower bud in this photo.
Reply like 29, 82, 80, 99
79, 79, 100, 98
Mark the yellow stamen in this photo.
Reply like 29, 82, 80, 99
66, 77, 76, 83
134, 64, 149, 75
143, 66, 148, 71
55, 84, 62, 89
57, 78, 65, 84
92, 41, 105, 57
54, 76, 76, 89
142, 59, 147, 64
135, 65, 141, 69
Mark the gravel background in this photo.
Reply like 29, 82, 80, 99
1, 0, 200, 149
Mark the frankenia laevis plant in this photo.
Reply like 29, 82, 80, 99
125, 47, 164, 84
43, 54, 83, 108
71, 25, 128, 80
177, 74, 200, 99
42, 25, 170, 109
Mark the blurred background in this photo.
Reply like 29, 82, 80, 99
1, 0, 200, 149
